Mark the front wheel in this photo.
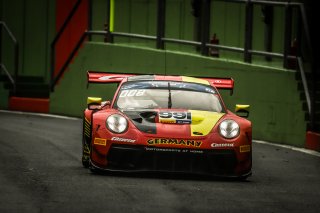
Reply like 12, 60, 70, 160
82, 155, 90, 168
82, 121, 91, 168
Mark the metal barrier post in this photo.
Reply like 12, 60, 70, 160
0, 23, 2, 65
156, 0, 165, 49
244, 0, 253, 63
88, 0, 92, 41
200, 0, 210, 56
263, 5, 273, 61
283, 3, 292, 69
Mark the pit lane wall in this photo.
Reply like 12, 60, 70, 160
50, 42, 306, 147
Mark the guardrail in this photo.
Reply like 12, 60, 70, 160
101, 0, 303, 65
107, 31, 297, 63
50, 28, 297, 91
0, 21, 19, 94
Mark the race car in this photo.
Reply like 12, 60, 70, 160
82, 71, 252, 179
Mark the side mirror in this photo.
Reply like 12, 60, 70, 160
235, 104, 250, 118
87, 97, 102, 110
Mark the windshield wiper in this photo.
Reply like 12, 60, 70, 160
168, 82, 172, 109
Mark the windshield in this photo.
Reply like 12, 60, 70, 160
115, 81, 224, 112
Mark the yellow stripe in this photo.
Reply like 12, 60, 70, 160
85, 117, 91, 124
85, 130, 90, 136
190, 110, 224, 136
85, 125, 90, 132
110, 0, 114, 32
84, 118, 91, 137
182, 76, 209, 85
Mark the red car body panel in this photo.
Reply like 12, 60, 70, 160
82, 72, 252, 178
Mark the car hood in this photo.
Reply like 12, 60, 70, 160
123, 109, 225, 138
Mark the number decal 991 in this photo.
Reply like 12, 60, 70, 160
159, 111, 192, 124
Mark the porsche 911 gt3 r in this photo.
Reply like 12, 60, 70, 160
82, 72, 252, 179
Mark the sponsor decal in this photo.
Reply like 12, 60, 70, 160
147, 138, 202, 148
240, 145, 251, 153
145, 147, 204, 154
211, 143, 234, 148
119, 89, 145, 97
159, 112, 192, 124
189, 149, 203, 153
111, 137, 135, 143
94, 138, 107, 146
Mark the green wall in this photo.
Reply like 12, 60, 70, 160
211, 1, 245, 60
50, 42, 306, 147
102, 0, 292, 69
0, 0, 55, 81
0, 82, 8, 109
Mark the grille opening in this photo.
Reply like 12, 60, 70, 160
107, 144, 237, 175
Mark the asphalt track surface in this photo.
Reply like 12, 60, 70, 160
0, 111, 319, 213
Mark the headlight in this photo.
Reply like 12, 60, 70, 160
219, 119, 240, 139
106, 114, 128, 133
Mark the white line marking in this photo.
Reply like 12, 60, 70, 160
253, 140, 320, 157
0, 110, 81, 121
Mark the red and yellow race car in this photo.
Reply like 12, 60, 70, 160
82, 72, 252, 179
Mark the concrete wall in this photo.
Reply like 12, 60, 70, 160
50, 42, 306, 147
